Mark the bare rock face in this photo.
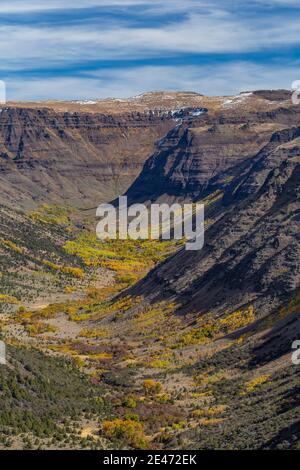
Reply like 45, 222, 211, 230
0, 107, 174, 209
131, 125, 300, 318
1, 89, 297, 210
126, 102, 300, 204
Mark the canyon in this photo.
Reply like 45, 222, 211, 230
0, 90, 299, 450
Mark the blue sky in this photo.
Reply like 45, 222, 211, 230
1, 0, 300, 100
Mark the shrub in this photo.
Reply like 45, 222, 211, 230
142, 379, 162, 395
102, 419, 147, 449
122, 396, 137, 409
242, 375, 270, 395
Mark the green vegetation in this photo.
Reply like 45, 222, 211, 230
64, 233, 181, 284
1, 202, 299, 451
29, 204, 74, 226
174, 306, 255, 347
0, 345, 111, 449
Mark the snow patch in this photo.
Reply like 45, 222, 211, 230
222, 92, 253, 109
73, 100, 98, 105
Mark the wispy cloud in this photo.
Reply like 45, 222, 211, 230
7, 61, 300, 101
1, 11, 300, 67
1, 1, 300, 99
0, 0, 207, 14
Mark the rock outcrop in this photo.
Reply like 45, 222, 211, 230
0, 107, 175, 209
126, 102, 300, 203
1, 90, 297, 210
131, 125, 300, 319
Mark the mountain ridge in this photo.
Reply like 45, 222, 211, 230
0, 89, 299, 450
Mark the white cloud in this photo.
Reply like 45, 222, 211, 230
1, 1, 300, 100
260, 1, 300, 4
0, 0, 207, 14
1, 9, 300, 73
6, 62, 299, 101
3, 0, 298, 14
0, 1, 132, 13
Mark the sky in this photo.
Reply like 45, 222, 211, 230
1, 0, 300, 100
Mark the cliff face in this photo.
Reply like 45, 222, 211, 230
0, 92, 212, 210
0, 107, 174, 209
1, 90, 297, 210
126, 104, 300, 203
131, 125, 300, 318
1, 91, 299, 450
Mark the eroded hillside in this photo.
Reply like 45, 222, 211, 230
126, 92, 300, 203
0, 90, 299, 450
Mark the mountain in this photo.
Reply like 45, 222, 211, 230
1, 90, 296, 210
0, 107, 174, 210
126, 91, 300, 203
0, 90, 299, 450
122, 121, 300, 449
0, 91, 216, 211
131, 123, 300, 317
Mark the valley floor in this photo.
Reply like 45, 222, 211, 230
0, 207, 299, 450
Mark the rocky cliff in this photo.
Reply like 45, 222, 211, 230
1, 90, 296, 210
0, 107, 175, 210
131, 124, 300, 320
126, 95, 300, 203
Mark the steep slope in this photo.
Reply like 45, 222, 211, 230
119, 124, 300, 450
132, 125, 300, 317
0, 344, 112, 449
0, 91, 216, 210
1, 90, 296, 211
126, 101, 300, 204
1, 90, 299, 450
0, 108, 174, 210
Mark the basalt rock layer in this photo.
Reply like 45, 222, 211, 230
126, 97, 300, 203
0, 107, 174, 210
1, 90, 297, 210
131, 125, 300, 319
